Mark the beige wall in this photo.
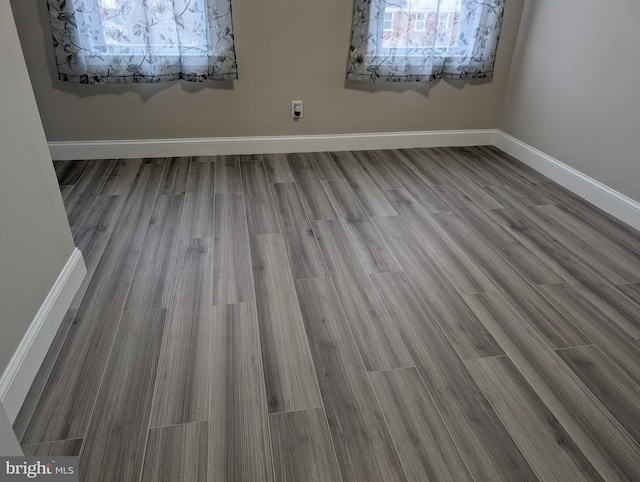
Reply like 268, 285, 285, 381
11, 0, 522, 142
501, 0, 640, 202
0, 0, 76, 374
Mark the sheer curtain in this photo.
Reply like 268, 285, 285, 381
347, 0, 505, 82
47, 0, 237, 84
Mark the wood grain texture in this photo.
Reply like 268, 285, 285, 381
54, 160, 91, 185
433, 183, 564, 285
70, 194, 125, 309
209, 303, 274, 482
159, 157, 190, 195
263, 153, 294, 183
271, 182, 328, 279
385, 189, 495, 294
312, 219, 413, 371
214, 155, 243, 193
124, 194, 184, 311
286, 152, 337, 220
356, 150, 404, 190
615, 282, 640, 308
294, 277, 408, 482
110, 159, 167, 247
13, 310, 77, 441
65, 159, 117, 234
79, 309, 166, 482
537, 283, 640, 387
429, 210, 591, 349
22, 241, 141, 444
322, 179, 401, 273
466, 356, 603, 481
373, 215, 503, 359
331, 151, 397, 217
180, 161, 215, 239
370, 150, 451, 213
242, 160, 280, 234
369, 368, 473, 481
307, 152, 344, 181
269, 408, 342, 482
249, 234, 322, 413
100, 158, 143, 196
557, 345, 640, 445
150, 239, 213, 427
392, 148, 450, 187
22, 439, 83, 457
370, 272, 535, 481
142, 422, 208, 482
465, 291, 640, 480
213, 193, 254, 304
488, 206, 640, 339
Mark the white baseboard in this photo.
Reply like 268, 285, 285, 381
48, 129, 496, 160
495, 131, 640, 231
0, 249, 86, 424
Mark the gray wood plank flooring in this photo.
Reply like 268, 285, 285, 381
18, 148, 640, 481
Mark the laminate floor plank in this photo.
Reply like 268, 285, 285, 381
537, 283, 640, 387
489, 185, 640, 285
263, 153, 295, 183
372, 150, 451, 213
465, 291, 640, 480
557, 345, 640, 445
65, 159, 117, 235
385, 189, 496, 294
430, 210, 591, 349
373, 216, 503, 359
214, 155, 243, 193
110, 159, 167, 247
13, 309, 77, 441
355, 150, 404, 190
124, 194, 184, 312
79, 309, 166, 482
271, 182, 328, 279
159, 157, 190, 195
433, 183, 565, 285
22, 439, 83, 457
466, 356, 603, 481
312, 219, 413, 371
213, 193, 254, 304
242, 160, 280, 235
539, 181, 640, 254
433, 147, 505, 187
54, 159, 92, 185
294, 277, 407, 482
615, 282, 640, 307
180, 161, 215, 239
142, 422, 208, 482
307, 151, 344, 181
239, 154, 262, 162
370, 272, 535, 481
149, 239, 214, 428
286, 152, 337, 220
369, 367, 473, 482
332, 151, 398, 217
21, 241, 141, 444
392, 149, 450, 186
209, 303, 274, 482
269, 408, 342, 482
323, 179, 401, 273
69, 195, 125, 309
249, 234, 323, 413
488, 206, 640, 339
99, 158, 144, 196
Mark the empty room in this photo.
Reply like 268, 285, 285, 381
1, 0, 639, 480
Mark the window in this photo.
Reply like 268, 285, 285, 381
383, 11, 394, 32
347, 0, 505, 82
414, 11, 426, 32
47, 0, 238, 84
